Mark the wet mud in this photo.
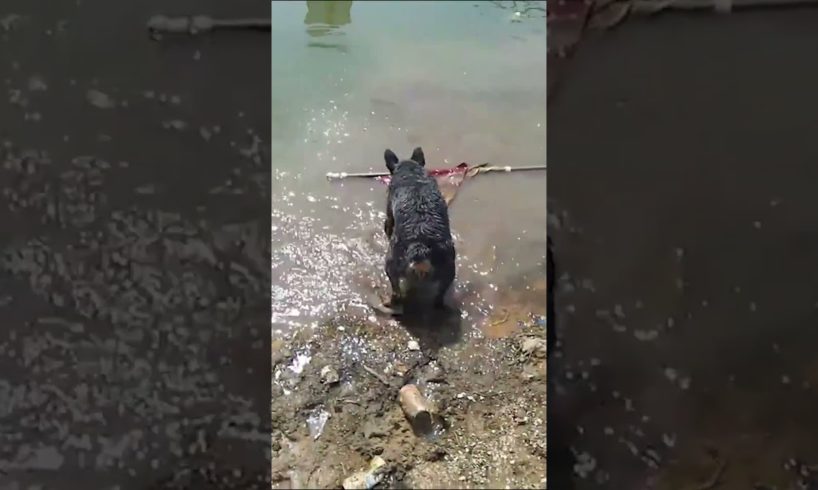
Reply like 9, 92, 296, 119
271, 316, 547, 489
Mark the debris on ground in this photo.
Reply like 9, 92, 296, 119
342, 456, 387, 490
271, 318, 547, 488
399, 384, 436, 432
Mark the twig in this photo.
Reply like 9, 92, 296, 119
362, 364, 391, 386
469, 164, 548, 175
326, 170, 389, 180
326, 163, 546, 181
487, 309, 511, 328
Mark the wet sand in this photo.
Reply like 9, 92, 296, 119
549, 9, 818, 489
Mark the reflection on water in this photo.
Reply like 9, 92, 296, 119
272, 1, 547, 335
304, 0, 353, 35
304, 0, 353, 50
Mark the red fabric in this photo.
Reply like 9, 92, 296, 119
376, 162, 470, 185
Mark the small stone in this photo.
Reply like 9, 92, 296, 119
520, 337, 547, 357
407, 340, 420, 351
320, 365, 339, 385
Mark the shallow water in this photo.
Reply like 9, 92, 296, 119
271, 1, 547, 335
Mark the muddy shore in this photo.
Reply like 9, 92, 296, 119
272, 313, 547, 489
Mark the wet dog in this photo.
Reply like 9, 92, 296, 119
379, 147, 456, 315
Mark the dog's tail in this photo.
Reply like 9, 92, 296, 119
405, 243, 434, 281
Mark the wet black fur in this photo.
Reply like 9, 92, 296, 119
383, 147, 456, 310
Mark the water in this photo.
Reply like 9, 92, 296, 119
271, 1, 547, 334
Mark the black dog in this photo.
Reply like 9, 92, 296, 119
381, 147, 456, 314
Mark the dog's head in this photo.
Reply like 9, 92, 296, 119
384, 147, 426, 174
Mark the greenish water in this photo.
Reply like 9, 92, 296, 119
272, 1, 547, 332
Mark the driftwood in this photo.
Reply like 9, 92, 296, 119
325, 164, 547, 181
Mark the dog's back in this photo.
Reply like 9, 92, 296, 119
383, 148, 455, 308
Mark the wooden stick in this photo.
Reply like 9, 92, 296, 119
362, 364, 391, 386
475, 164, 549, 173
326, 164, 547, 181
326, 170, 390, 180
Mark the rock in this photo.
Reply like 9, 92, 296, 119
520, 337, 547, 358
407, 340, 420, 351
320, 365, 340, 385
520, 363, 545, 381
307, 409, 330, 440
342, 456, 387, 489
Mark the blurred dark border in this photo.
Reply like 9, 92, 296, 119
549, 5, 818, 489
0, 1, 270, 487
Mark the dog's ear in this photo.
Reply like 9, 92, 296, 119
384, 149, 399, 173
410, 147, 425, 167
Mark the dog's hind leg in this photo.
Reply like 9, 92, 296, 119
434, 264, 455, 310
384, 203, 394, 239
384, 257, 403, 310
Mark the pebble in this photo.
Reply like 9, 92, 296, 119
520, 337, 547, 357
407, 340, 420, 351
320, 365, 339, 385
